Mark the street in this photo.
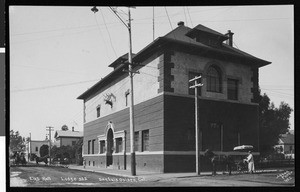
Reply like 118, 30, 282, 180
10, 165, 295, 187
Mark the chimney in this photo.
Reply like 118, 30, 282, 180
225, 30, 234, 47
72, 127, 74, 132
177, 21, 184, 27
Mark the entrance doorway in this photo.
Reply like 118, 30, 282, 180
106, 128, 114, 166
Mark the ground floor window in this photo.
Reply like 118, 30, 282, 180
100, 140, 105, 154
88, 140, 91, 154
134, 131, 139, 152
115, 138, 123, 153
142, 130, 149, 152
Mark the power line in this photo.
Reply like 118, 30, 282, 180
11, 64, 85, 76
11, 79, 101, 92
99, 8, 118, 58
183, 7, 188, 26
187, 7, 194, 27
93, 12, 112, 62
164, 7, 173, 31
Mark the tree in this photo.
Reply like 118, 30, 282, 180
10, 130, 25, 151
258, 93, 293, 156
61, 125, 69, 131
74, 138, 83, 165
40, 144, 49, 157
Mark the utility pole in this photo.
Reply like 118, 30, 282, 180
127, 7, 136, 176
46, 126, 54, 164
29, 133, 31, 161
94, 6, 137, 176
152, 6, 155, 41
189, 76, 203, 175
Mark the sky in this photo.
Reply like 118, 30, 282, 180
9, 5, 294, 141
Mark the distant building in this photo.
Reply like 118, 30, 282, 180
25, 140, 49, 160
77, 22, 271, 173
54, 127, 83, 147
275, 133, 294, 159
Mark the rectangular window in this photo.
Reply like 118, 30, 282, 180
96, 105, 101, 118
88, 140, 91, 154
115, 138, 123, 153
134, 131, 139, 152
35, 147, 38, 152
189, 72, 202, 96
142, 130, 149, 152
227, 79, 238, 100
93, 161, 95, 166
100, 141, 105, 154
92, 139, 95, 154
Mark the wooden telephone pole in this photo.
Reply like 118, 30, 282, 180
46, 126, 54, 164
189, 76, 203, 175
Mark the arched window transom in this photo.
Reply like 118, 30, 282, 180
207, 66, 222, 93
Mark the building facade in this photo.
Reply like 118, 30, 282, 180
77, 22, 271, 173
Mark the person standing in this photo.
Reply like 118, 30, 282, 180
244, 151, 255, 174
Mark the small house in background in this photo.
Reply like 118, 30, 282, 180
275, 132, 294, 159
25, 140, 49, 161
54, 127, 83, 147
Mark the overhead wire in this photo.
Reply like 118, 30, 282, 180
93, 11, 112, 62
11, 78, 101, 92
99, 8, 118, 58
187, 6, 194, 27
164, 7, 173, 31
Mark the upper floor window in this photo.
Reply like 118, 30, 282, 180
188, 72, 202, 96
96, 105, 101, 118
227, 78, 238, 100
207, 66, 222, 93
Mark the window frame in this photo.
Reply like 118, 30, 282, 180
207, 66, 222, 93
115, 138, 123, 153
88, 140, 91, 154
100, 140, 105, 154
96, 105, 101, 118
142, 130, 149, 152
134, 131, 139, 152
227, 78, 239, 100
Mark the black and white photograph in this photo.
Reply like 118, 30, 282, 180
8, 4, 294, 188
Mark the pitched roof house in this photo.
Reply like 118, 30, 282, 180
54, 128, 83, 147
275, 133, 294, 158
77, 22, 271, 173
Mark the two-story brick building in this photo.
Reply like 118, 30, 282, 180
77, 22, 271, 173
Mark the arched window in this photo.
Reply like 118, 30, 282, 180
207, 66, 222, 92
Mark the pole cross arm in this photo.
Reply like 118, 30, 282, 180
189, 76, 202, 82
189, 83, 203, 89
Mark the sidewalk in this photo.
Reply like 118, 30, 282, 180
67, 164, 283, 182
